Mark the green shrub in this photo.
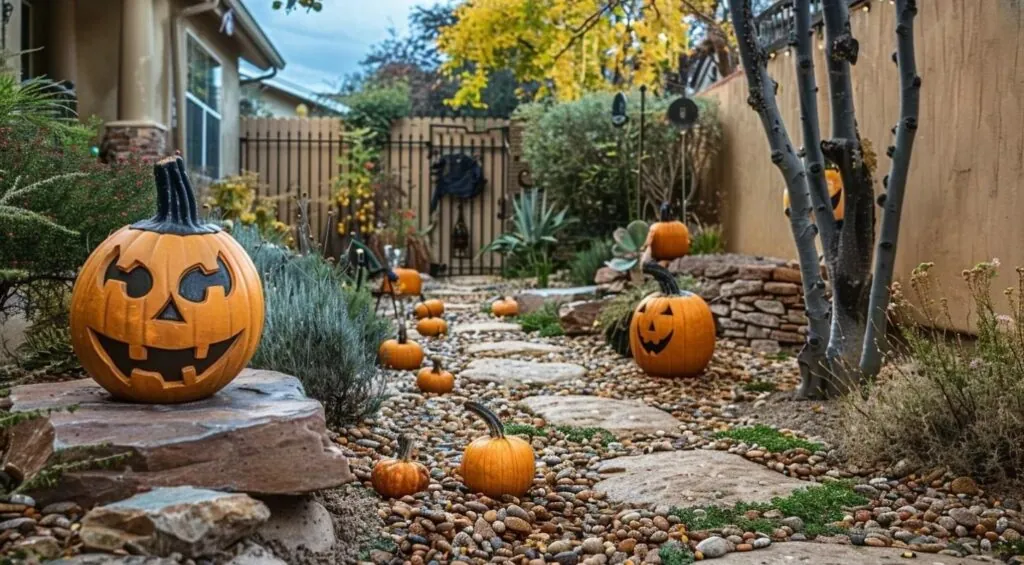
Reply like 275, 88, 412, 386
658, 543, 695, 565
235, 226, 392, 425
480, 188, 575, 288
518, 303, 563, 336
690, 223, 725, 255
569, 240, 612, 286
517, 92, 722, 237
842, 261, 1024, 484
338, 82, 412, 144
714, 425, 822, 453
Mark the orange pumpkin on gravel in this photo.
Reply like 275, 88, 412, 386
413, 299, 445, 319
69, 156, 264, 404
490, 297, 519, 318
371, 435, 430, 498
416, 317, 448, 337
629, 262, 715, 378
416, 357, 455, 394
461, 401, 536, 498
379, 326, 424, 370
648, 202, 690, 261
381, 267, 422, 297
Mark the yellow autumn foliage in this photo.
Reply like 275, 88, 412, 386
438, 0, 717, 107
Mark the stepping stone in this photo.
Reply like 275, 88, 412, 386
461, 359, 585, 385
715, 542, 973, 564
515, 286, 599, 314
594, 450, 806, 509
445, 303, 478, 311
452, 322, 522, 334
466, 341, 567, 357
520, 395, 679, 434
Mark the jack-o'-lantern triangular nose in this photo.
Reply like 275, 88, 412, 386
156, 298, 185, 322
648, 321, 656, 331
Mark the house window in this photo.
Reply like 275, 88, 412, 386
20, 1, 33, 81
185, 34, 222, 178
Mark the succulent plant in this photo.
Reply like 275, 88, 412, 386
605, 220, 649, 282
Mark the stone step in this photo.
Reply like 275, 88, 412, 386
452, 322, 523, 334
714, 542, 973, 564
520, 395, 680, 435
466, 341, 568, 357
460, 359, 586, 385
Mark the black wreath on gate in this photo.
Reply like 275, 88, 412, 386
430, 153, 486, 213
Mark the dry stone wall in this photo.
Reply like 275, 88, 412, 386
666, 254, 812, 354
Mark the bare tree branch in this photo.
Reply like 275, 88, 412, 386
860, 0, 920, 376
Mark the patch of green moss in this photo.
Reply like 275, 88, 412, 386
519, 304, 563, 336
658, 543, 695, 565
714, 424, 822, 453
504, 423, 547, 438
556, 425, 615, 446
742, 380, 777, 393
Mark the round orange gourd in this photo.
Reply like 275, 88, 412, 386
416, 357, 455, 394
416, 317, 448, 337
69, 157, 264, 404
629, 262, 716, 378
490, 297, 519, 318
413, 299, 445, 319
371, 435, 430, 498
649, 203, 690, 261
461, 401, 536, 498
783, 168, 844, 221
381, 267, 422, 297
379, 326, 424, 370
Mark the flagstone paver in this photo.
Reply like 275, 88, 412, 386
520, 395, 680, 434
451, 322, 523, 334
460, 358, 585, 385
715, 542, 978, 564
594, 450, 807, 509
466, 341, 568, 357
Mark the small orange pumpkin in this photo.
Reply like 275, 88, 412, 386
461, 401, 536, 498
416, 357, 455, 394
783, 168, 844, 221
381, 267, 423, 297
648, 203, 690, 261
629, 262, 715, 378
379, 325, 424, 370
416, 317, 448, 337
371, 435, 430, 498
413, 299, 445, 319
69, 157, 264, 404
491, 297, 519, 318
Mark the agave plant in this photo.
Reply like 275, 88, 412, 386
605, 220, 650, 284
479, 188, 575, 287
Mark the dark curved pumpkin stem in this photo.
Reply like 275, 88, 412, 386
465, 401, 504, 438
659, 201, 672, 222
397, 435, 415, 460
398, 324, 408, 344
643, 261, 681, 295
132, 156, 218, 235
431, 357, 444, 373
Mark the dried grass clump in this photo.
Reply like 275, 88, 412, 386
842, 261, 1024, 485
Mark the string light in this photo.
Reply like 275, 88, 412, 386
785, 48, 792, 57
862, 4, 870, 12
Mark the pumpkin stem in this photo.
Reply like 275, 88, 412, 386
659, 201, 672, 222
431, 357, 444, 373
643, 261, 681, 295
398, 324, 408, 344
132, 157, 219, 235
397, 435, 416, 460
465, 401, 505, 438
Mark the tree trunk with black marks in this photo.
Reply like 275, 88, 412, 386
727, 0, 833, 398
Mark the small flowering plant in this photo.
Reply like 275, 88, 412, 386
334, 128, 380, 236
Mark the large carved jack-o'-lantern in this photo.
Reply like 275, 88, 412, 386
629, 262, 715, 378
70, 157, 264, 404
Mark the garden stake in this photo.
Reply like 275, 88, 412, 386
637, 85, 647, 220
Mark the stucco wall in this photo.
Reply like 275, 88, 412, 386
703, 1, 1024, 332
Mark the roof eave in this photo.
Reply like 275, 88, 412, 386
221, 0, 286, 70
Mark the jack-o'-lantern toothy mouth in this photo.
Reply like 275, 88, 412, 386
90, 329, 241, 383
637, 328, 674, 355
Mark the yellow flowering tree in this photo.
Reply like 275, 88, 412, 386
437, 0, 720, 107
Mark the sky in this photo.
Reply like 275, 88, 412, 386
242, 0, 423, 93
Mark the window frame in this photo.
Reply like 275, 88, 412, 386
20, 0, 34, 81
183, 30, 223, 179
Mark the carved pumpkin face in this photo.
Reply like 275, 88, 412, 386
783, 169, 844, 222
629, 263, 715, 378
70, 157, 264, 404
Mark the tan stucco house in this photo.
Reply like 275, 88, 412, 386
2, 0, 285, 178
241, 74, 347, 117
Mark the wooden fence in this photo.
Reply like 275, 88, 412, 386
703, 0, 1024, 332
239, 116, 512, 275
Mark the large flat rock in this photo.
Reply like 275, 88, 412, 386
461, 359, 586, 385
594, 450, 806, 509
520, 395, 680, 434
453, 322, 523, 334
466, 341, 568, 357
515, 286, 599, 314
4, 370, 353, 506
716, 542, 978, 564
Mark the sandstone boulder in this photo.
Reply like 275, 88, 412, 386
4, 370, 353, 506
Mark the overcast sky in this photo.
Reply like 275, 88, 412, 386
242, 0, 422, 93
